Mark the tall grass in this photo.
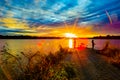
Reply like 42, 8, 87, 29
100, 41, 120, 68
0, 45, 77, 80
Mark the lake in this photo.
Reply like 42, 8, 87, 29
0, 39, 120, 55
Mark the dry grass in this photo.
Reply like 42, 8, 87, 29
100, 41, 120, 68
0, 45, 77, 80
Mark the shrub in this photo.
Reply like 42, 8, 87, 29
0, 44, 77, 80
100, 41, 120, 68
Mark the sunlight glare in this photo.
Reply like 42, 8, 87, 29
69, 39, 73, 48
64, 33, 77, 48
64, 33, 77, 38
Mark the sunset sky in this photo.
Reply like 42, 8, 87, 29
0, 0, 120, 37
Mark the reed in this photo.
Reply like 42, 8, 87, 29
0, 44, 77, 80
100, 41, 120, 68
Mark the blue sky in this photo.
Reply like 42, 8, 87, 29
0, 0, 120, 36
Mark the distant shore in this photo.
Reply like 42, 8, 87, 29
0, 35, 120, 39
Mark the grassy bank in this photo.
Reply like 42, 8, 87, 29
0, 45, 78, 80
99, 41, 120, 69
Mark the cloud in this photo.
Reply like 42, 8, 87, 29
0, 0, 120, 36
0, 17, 29, 29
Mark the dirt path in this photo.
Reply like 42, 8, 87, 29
70, 49, 120, 80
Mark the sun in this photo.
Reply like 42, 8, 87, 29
64, 33, 77, 48
64, 33, 77, 38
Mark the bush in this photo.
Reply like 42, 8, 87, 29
0, 44, 77, 80
100, 41, 120, 68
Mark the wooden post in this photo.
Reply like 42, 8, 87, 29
74, 38, 76, 48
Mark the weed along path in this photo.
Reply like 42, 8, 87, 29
0, 48, 120, 80
70, 48, 120, 80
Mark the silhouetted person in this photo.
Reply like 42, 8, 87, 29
92, 39, 95, 49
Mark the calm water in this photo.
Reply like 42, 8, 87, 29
0, 39, 120, 54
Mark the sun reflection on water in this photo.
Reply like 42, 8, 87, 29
69, 39, 73, 48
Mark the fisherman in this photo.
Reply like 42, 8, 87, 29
92, 39, 95, 49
